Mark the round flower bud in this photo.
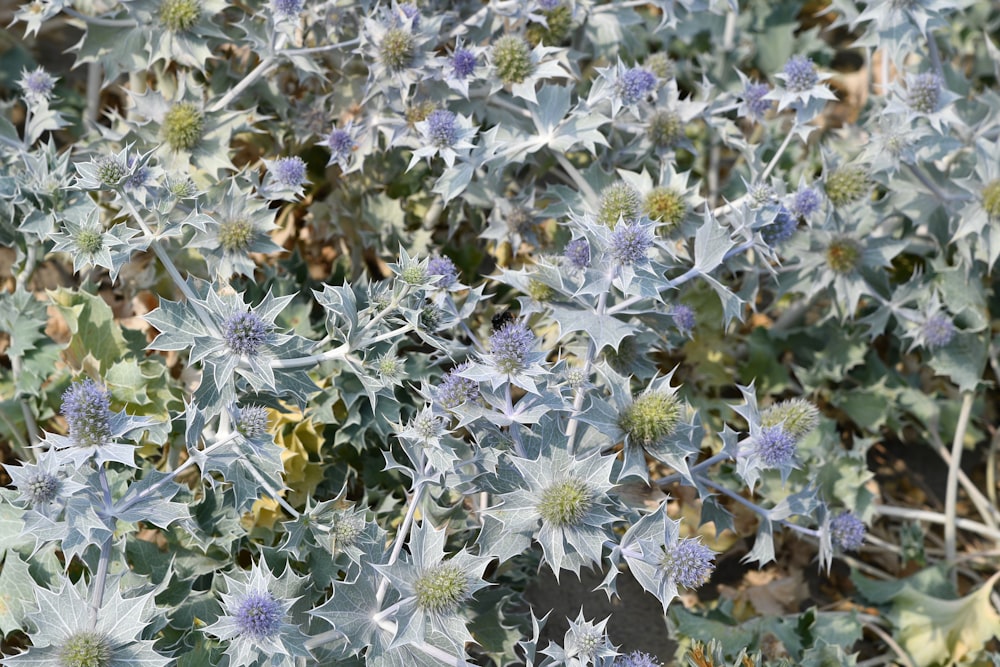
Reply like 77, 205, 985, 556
271, 0, 303, 18
647, 109, 683, 149
401, 264, 428, 285
235, 591, 283, 639
619, 391, 681, 446
760, 399, 819, 440
906, 73, 941, 114
217, 218, 255, 253
419, 305, 443, 331
537, 478, 593, 527
617, 67, 657, 106
526, 5, 573, 47
96, 156, 126, 187
825, 236, 863, 275
425, 109, 458, 148
615, 650, 662, 667
411, 411, 441, 441
671, 304, 695, 333
644, 186, 685, 228
414, 562, 469, 614
427, 256, 458, 286
330, 513, 365, 552
380, 27, 416, 71
982, 179, 1000, 219
236, 405, 270, 439
830, 512, 866, 551
159, 0, 201, 32
492, 35, 534, 85
824, 166, 869, 207
162, 102, 205, 151
660, 538, 715, 588
435, 363, 479, 409
598, 182, 641, 228
563, 238, 591, 269
223, 312, 270, 356
76, 229, 104, 254
527, 279, 553, 302
610, 222, 654, 266
791, 187, 821, 217
644, 52, 673, 80
23, 470, 60, 505
59, 631, 113, 667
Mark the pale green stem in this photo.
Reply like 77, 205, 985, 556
945, 392, 976, 573
873, 504, 1000, 542
281, 37, 361, 56
554, 153, 599, 203
90, 466, 115, 626
565, 265, 613, 453
657, 451, 730, 487
376, 477, 428, 604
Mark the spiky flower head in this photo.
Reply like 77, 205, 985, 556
425, 109, 458, 147
527, 279, 553, 302
615, 650, 663, 667
830, 512, 866, 551
414, 562, 470, 614
824, 166, 869, 207
754, 424, 796, 467
62, 379, 113, 449
906, 72, 941, 114
791, 186, 821, 217
19, 66, 56, 104
617, 67, 657, 106
159, 0, 201, 31
20, 469, 61, 505
380, 27, 416, 70
825, 236, 864, 274
451, 48, 477, 78
236, 405, 270, 439
760, 399, 819, 440
489, 321, 536, 374
59, 631, 114, 667
93, 156, 126, 187
742, 80, 772, 119
659, 538, 715, 588
526, 5, 573, 47
645, 52, 673, 79
271, 0, 303, 17
270, 156, 307, 187
435, 363, 479, 409
330, 512, 365, 553
162, 102, 204, 151
648, 109, 683, 148
760, 206, 798, 246
671, 304, 695, 334
982, 179, 1000, 219
405, 100, 437, 125
782, 55, 819, 93
537, 478, 594, 527
427, 255, 458, 286
223, 311, 270, 356
75, 229, 104, 254
564, 238, 591, 269
234, 591, 283, 640
492, 35, 534, 85
619, 391, 681, 446
610, 221, 654, 266
921, 313, 956, 349
645, 186, 685, 227
217, 218, 255, 253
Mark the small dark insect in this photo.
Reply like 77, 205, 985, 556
491, 311, 513, 332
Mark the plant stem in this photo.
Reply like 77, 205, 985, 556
945, 391, 976, 573
504, 382, 527, 457
377, 478, 427, 604
565, 266, 613, 454
657, 451, 730, 487
873, 504, 1000, 542
554, 153, 599, 202
282, 37, 361, 56
90, 466, 115, 626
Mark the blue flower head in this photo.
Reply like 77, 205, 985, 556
61, 379, 113, 449
906, 72, 941, 114
19, 66, 56, 104
755, 424, 796, 467
615, 650, 662, 667
660, 538, 715, 588
610, 221, 654, 266
782, 55, 819, 93
761, 206, 798, 246
489, 321, 535, 374
234, 591, 283, 640
671, 304, 695, 333
830, 512, 866, 551
271, 0, 303, 18
426, 109, 458, 147
325, 126, 357, 169
236, 405, 270, 440
435, 363, 480, 409
742, 81, 772, 119
270, 156, 307, 187
451, 48, 477, 79
792, 186, 821, 217
922, 313, 955, 349
618, 67, 657, 106
564, 238, 591, 269
427, 255, 459, 286
223, 311, 271, 356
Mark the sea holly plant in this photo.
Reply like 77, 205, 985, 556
2, 0, 1000, 665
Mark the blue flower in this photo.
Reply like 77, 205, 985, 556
782, 55, 819, 93
791, 186, 821, 217
741, 80, 772, 119
427, 255, 459, 285
61, 379, 113, 449
921, 313, 955, 349
222, 312, 271, 357
270, 0, 303, 18
609, 222, 654, 266
615, 650, 662, 667
324, 124, 358, 170
755, 424, 796, 467
489, 322, 536, 374
19, 66, 56, 105
618, 67, 657, 106
435, 363, 480, 409
761, 206, 798, 246
830, 512, 866, 551
425, 109, 458, 147
564, 238, 591, 269
671, 304, 695, 333
270, 156, 307, 187
234, 591, 283, 639
660, 538, 715, 588
451, 48, 477, 79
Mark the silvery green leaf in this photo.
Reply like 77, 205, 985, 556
693, 212, 736, 274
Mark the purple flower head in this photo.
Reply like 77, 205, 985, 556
426, 109, 458, 147
271, 156, 307, 187
791, 186, 821, 218
234, 591, 283, 639
615, 651, 662, 667
671, 304, 695, 333
761, 206, 798, 246
61, 379, 113, 449
436, 363, 480, 409
610, 222, 654, 266
564, 238, 591, 269
271, 0, 303, 18
906, 72, 941, 114
20, 67, 56, 104
618, 67, 657, 105
223, 312, 270, 356
755, 424, 796, 467
742, 81, 772, 119
660, 538, 715, 588
326, 128, 356, 162
399, 2, 420, 26
427, 255, 459, 285
451, 48, 477, 79
922, 313, 955, 348
830, 512, 866, 551
236, 405, 270, 439
489, 321, 535, 374
21, 469, 60, 505
537, 0, 560, 9
782, 55, 818, 93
